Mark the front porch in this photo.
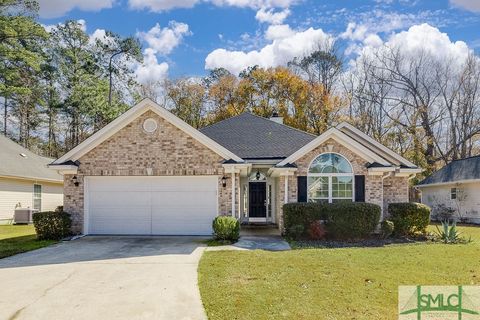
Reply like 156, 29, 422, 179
223, 163, 296, 231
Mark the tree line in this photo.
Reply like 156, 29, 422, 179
2, 1, 480, 178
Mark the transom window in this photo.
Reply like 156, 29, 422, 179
307, 153, 354, 203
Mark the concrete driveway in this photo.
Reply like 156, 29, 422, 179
0, 237, 208, 320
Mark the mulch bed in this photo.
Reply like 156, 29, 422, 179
289, 235, 431, 249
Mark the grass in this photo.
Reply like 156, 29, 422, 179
0, 224, 56, 259
198, 225, 480, 320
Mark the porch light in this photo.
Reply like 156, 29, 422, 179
221, 176, 227, 187
72, 175, 79, 187
255, 170, 261, 180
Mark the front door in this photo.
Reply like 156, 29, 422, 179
249, 182, 266, 218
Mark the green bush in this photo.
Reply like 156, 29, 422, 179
283, 202, 328, 238
389, 202, 431, 236
325, 202, 381, 239
381, 220, 394, 239
288, 224, 305, 239
32, 211, 72, 240
283, 202, 380, 240
212, 216, 240, 242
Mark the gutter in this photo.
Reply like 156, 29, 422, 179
415, 179, 480, 188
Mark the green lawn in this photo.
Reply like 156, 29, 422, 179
0, 225, 56, 259
198, 225, 480, 320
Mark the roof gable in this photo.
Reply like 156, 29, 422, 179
200, 112, 316, 159
0, 135, 62, 182
277, 127, 392, 166
53, 99, 243, 164
337, 122, 417, 168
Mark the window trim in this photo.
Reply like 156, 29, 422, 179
33, 183, 42, 211
450, 187, 457, 200
307, 152, 355, 203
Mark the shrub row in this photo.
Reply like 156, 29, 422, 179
283, 202, 380, 240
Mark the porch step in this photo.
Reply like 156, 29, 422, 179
240, 223, 280, 236
240, 223, 278, 228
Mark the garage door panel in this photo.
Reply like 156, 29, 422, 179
89, 177, 151, 192
89, 191, 151, 207
87, 176, 218, 235
151, 192, 216, 206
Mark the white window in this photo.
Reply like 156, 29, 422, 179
450, 188, 456, 200
33, 184, 42, 211
307, 153, 354, 203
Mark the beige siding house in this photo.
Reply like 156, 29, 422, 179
49, 99, 422, 235
417, 156, 480, 223
0, 135, 63, 224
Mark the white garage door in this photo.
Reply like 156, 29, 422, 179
85, 176, 218, 235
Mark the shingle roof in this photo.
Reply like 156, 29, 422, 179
418, 155, 480, 185
200, 112, 316, 159
0, 135, 62, 182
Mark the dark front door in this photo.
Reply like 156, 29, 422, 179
249, 182, 267, 218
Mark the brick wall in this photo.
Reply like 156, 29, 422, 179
276, 138, 411, 232
64, 110, 234, 233
383, 176, 409, 217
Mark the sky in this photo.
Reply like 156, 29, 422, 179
37, 0, 480, 85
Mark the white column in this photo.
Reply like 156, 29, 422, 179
231, 169, 236, 217
284, 174, 289, 204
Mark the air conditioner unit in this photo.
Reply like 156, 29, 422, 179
14, 208, 37, 224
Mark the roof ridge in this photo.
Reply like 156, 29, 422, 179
451, 154, 480, 162
201, 111, 317, 138
244, 112, 318, 137
199, 112, 249, 131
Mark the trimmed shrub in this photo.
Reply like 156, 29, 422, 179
212, 216, 240, 242
288, 224, 305, 239
389, 202, 431, 236
283, 202, 328, 238
325, 202, 381, 239
283, 202, 380, 240
308, 220, 327, 240
381, 220, 394, 239
32, 211, 72, 240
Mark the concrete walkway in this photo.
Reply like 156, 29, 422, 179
207, 235, 291, 251
0, 236, 208, 320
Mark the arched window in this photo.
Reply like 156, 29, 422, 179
307, 153, 354, 203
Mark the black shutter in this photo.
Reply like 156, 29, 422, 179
355, 175, 365, 202
297, 176, 307, 202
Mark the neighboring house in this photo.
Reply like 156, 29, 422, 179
49, 99, 421, 235
0, 135, 63, 224
416, 156, 480, 223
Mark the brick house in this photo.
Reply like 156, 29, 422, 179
49, 98, 422, 235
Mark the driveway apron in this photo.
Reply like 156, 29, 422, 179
0, 236, 208, 320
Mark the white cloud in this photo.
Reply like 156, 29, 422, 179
255, 7, 290, 24
137, 21, 191, 55
128, 0, 295, 12
135, 48, 169, 85
450, 0, 480, 12
129, 0, 199, 11
38, 0, 114, 18
209, 0, 294, 8
341, 22, 369, 42
355, 24, 471, 70
42, 19, 87, 33
205, 26, 332, 75
265, 24, 294, 40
